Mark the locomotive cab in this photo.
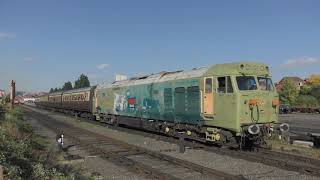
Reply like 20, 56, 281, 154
235, 75, 280, 147
202, 63, 286, 147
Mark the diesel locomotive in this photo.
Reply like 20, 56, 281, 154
35, 62, 289, 148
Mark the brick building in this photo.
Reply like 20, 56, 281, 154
275, 76, 305, 92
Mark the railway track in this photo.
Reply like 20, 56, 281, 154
206, 145, 320, 177
23, 105, 320, 177
22, 107, 242, 180
82, 115, 320, 177
252, 149, 320, 175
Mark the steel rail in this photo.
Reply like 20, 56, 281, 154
22, 106, 242, 180
23, 105, 320, 177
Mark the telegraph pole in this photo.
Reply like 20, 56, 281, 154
10, 80, 15, 109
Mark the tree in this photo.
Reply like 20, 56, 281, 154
62, 81, 73, 91
74, 74, 90, 89
4, 95, 10, 103
310, 86, 320, 104
279, 79, 298, 105
308, 74, 320, 86
299, 85, 312, 95
48, 74, 90, 93
294, 95, 318, 108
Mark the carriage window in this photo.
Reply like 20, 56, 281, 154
226, 76, 233, 93
205, 78, 212, 93
218, 77, 226, 93
236, 76, 257, 90
258, 77, 274, 91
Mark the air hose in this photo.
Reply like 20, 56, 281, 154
250, 104, 260, 123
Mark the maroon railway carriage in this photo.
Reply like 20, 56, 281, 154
35, 86, 96, 117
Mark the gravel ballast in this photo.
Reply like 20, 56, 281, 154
25, 108, 148, 180
25, 106, 318, 180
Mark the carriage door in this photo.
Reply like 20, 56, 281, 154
203, 77, 214, 116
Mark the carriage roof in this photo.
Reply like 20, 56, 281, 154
63, 86, 95, 95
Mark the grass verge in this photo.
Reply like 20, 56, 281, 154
0, 105, 94, 180
267, 138, 320, 159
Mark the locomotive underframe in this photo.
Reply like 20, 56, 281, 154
36, 114, 277, 150
35, 102, 280, 149
94, 112, 276, 149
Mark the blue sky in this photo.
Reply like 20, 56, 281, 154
0, 0, 320, 92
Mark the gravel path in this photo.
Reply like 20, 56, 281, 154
26, 107, 318, 180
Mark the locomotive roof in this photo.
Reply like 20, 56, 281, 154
206, 62, 270, 76
97, 66, 210, 89
97, 62, 270, 89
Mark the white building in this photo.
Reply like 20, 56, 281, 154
115, 74, 127, 81
23, 97, 36, 103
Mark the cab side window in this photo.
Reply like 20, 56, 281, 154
218, 77, 226, 93
218, 76, 233, 93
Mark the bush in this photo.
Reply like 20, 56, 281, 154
294, 95, 319, 108
300, 85, 312, 95
279, 78, 299, 105
0, 107, 76, 180
310, 86, 320, 104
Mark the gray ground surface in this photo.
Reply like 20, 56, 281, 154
279, 113, 320, 134
24, 106, 318, 180
24, 109, 148, 180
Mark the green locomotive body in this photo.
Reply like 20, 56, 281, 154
36, 62, 286, 147
94, 68, 204, 124
94, 62, 282, 146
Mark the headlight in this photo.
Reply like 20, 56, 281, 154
248, 124, 260, 135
